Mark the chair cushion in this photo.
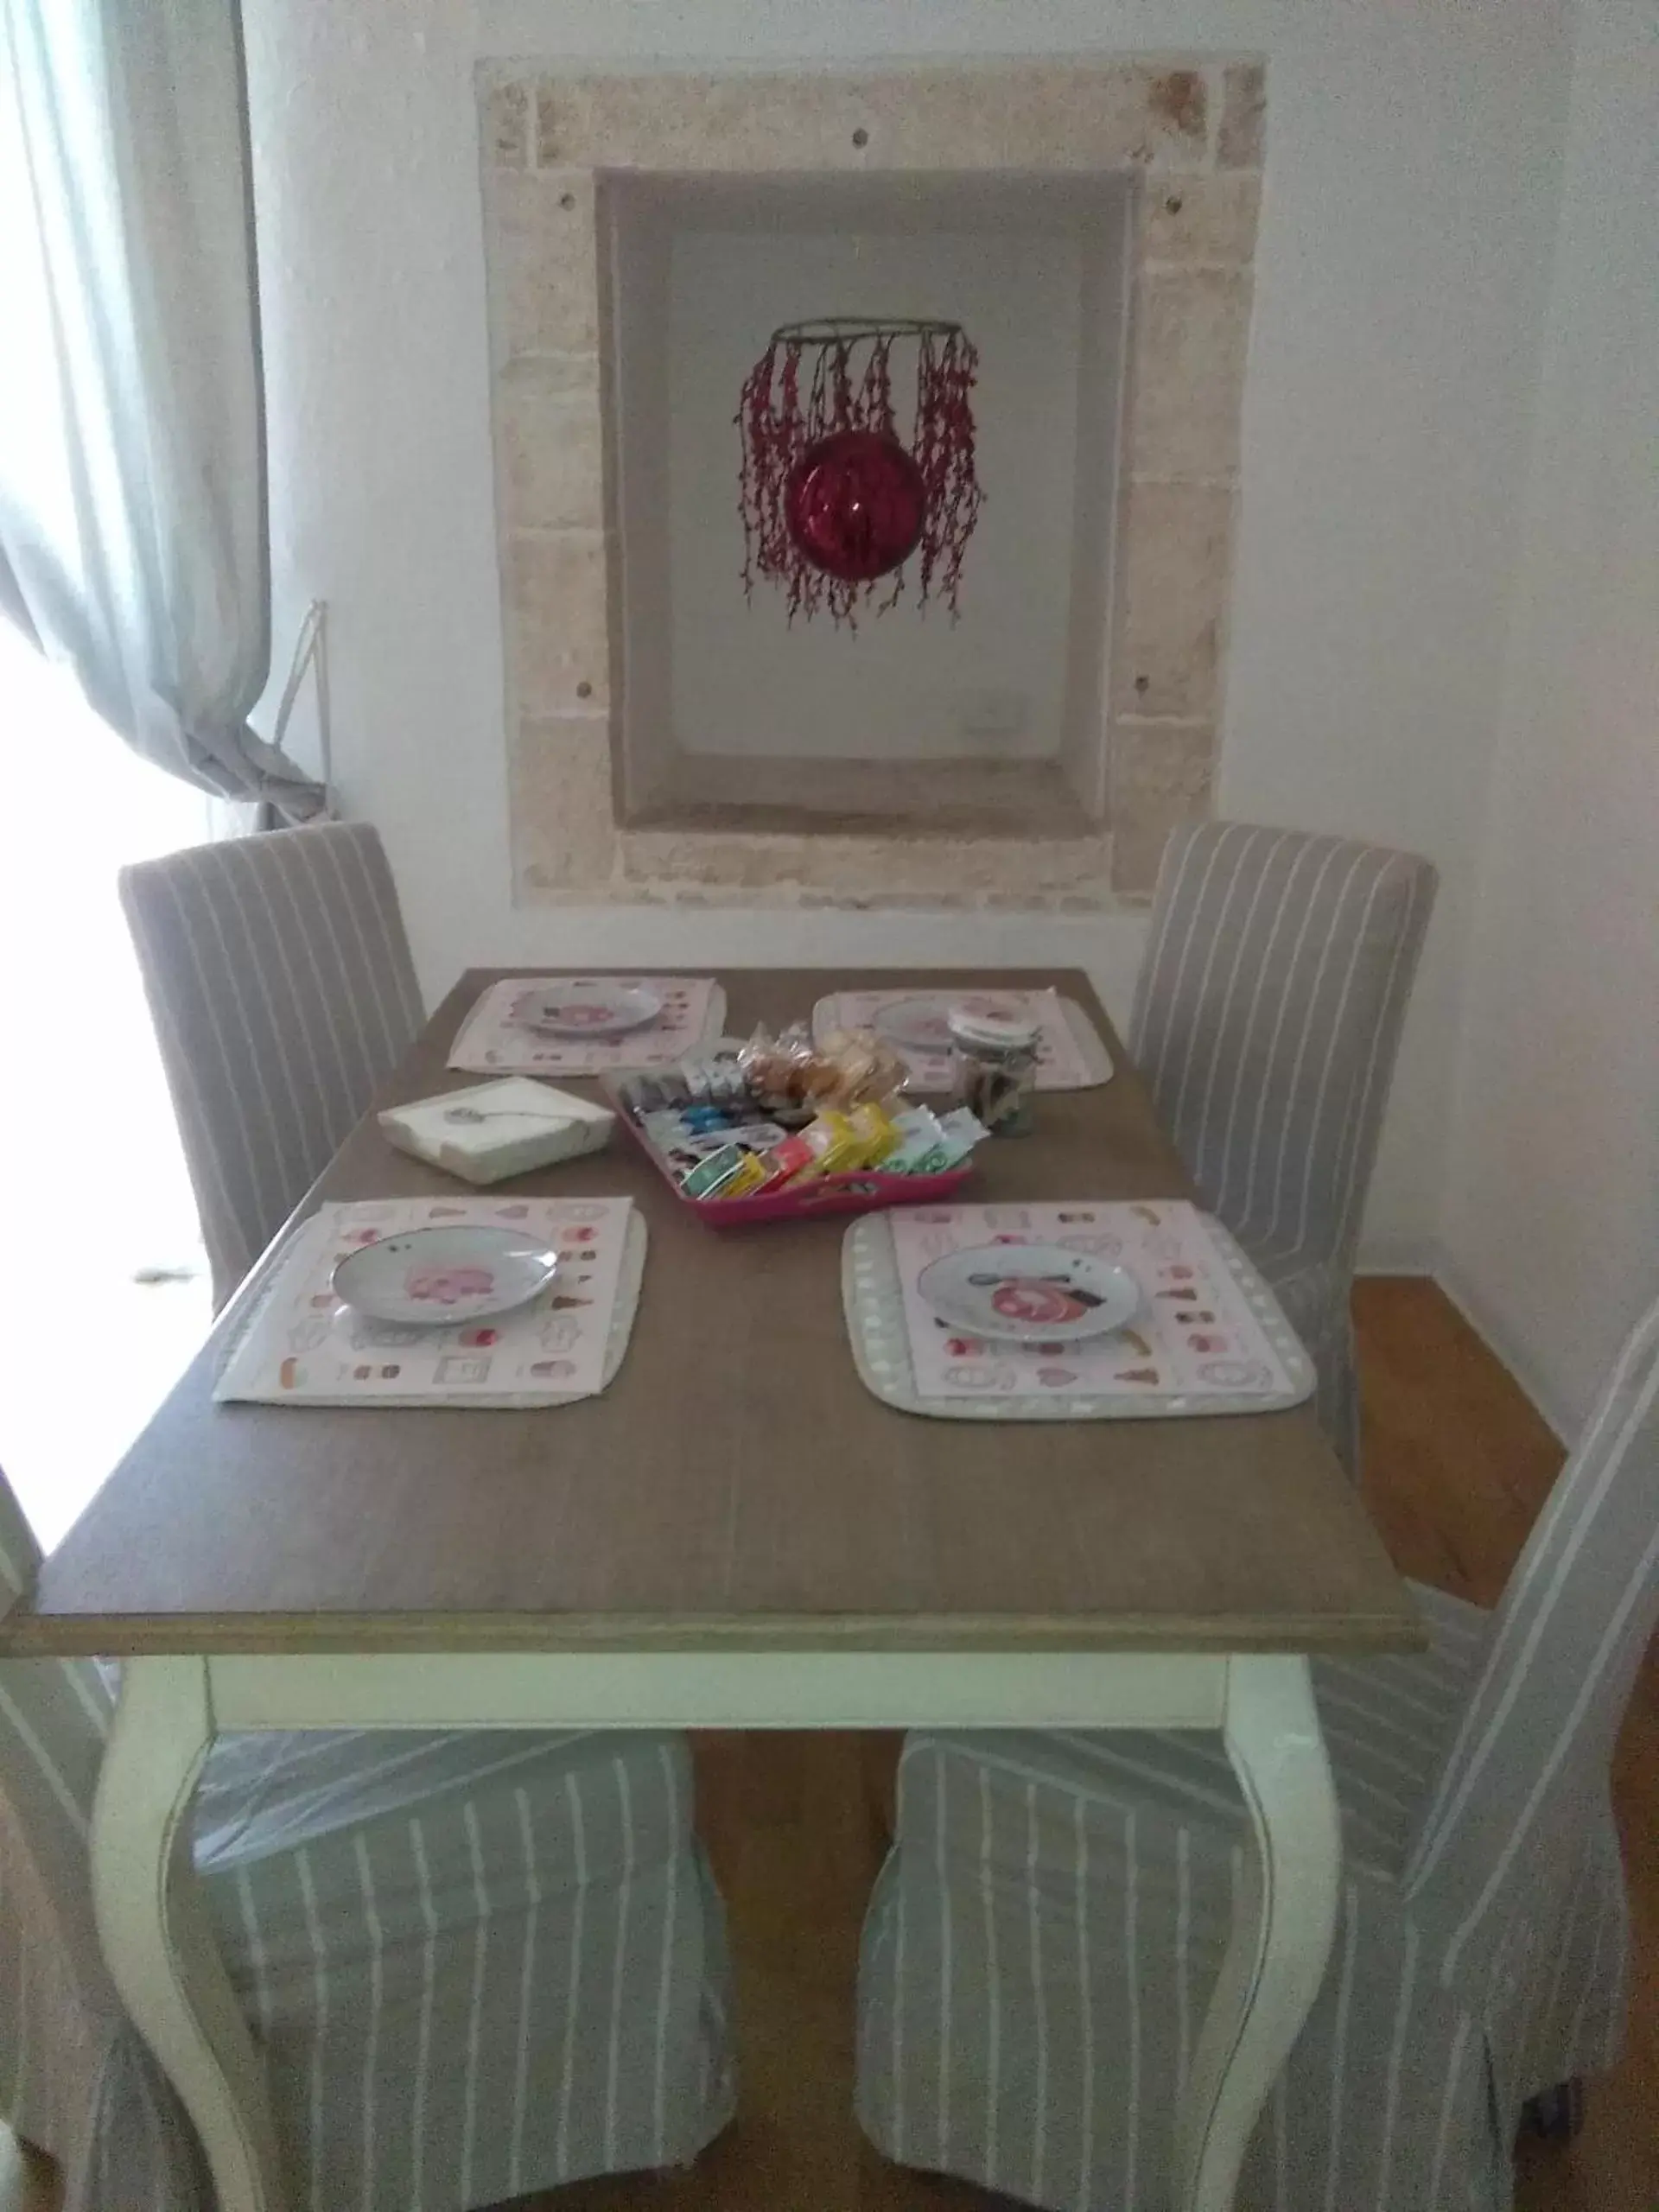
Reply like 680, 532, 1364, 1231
193, 1727, 728, 2208
902, 1582, 1489, 1887
193, 1725, 686, 1876
194, 1726, 698, 2008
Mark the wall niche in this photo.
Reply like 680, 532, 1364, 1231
480, 60, 1263, 907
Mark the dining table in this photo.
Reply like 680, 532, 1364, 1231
0, 967, 1423, 2212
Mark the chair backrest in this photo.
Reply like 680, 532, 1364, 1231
1404, 1297, 1659, 1997
1128, 821, 1436, 1270
121, 823, 425, 1306
0, 1469, 116, 1992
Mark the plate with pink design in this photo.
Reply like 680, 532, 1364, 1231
512, 980, 664, 1039
873, 992, 1024, 1054
915, 1242, 1141, 1345
331, 1225, 562, 1326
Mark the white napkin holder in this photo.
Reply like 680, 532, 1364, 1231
378, 1078, 613, 1186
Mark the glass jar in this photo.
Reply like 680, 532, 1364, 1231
947, 1005, 1040, 1136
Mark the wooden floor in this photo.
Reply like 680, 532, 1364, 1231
523, 1280, 1659, 2212
10, 1282, 1653, 2212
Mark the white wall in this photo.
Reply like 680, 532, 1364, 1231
668, 224, 1084, 763
244, 0, 1573, 1261
1440, 0, 1659, 1435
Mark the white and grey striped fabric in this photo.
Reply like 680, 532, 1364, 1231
197, 1726, 734, 2211
120, 823, 427, 1309
0, 1471, 734, 2210
1128, 822, 1437, 1472
856, 1298, 1659, 2212
0, 1476, 209, 2210
1401, 1294, 1659, 2117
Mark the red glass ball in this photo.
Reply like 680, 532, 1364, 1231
784, 429, 926, 583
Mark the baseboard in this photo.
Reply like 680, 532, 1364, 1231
1352, 1238, 1571, 1442
1427, 1254, 1573, 1445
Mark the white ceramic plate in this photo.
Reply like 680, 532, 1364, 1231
514, 980, 664, 1039
916, 1242, 1141, 1345
332, 1225, 562, 1326
874, 993, 1027, 1054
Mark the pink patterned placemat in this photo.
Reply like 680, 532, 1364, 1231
214, 1194, 638, 1406
844, 1199, 1312, 1419
812, 987, 1109, 1092
448, 976, 725, 1076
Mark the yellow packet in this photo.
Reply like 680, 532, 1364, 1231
718, 1150, 771, 1198
789, 1109, 862, 1180
848, 1099, 900, 1167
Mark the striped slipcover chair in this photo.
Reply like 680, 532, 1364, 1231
120, 823, 428, 1310
1128, 822, 1437, 1474
0, 1471, 734, 2210
855, 1297, 1659, 2211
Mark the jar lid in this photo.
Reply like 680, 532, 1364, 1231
946, 1003, 1040, 1052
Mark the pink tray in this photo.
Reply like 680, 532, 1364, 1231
608, 1089, 973, 1227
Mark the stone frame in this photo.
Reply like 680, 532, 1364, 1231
480, 59, 1264, 908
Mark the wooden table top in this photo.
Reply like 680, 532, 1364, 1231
4, 969, 1421, 1659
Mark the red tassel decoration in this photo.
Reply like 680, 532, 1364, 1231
737, 317, 984, 627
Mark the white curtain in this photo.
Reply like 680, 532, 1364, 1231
0, 0, 321, 818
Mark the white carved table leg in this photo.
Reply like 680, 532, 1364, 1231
92, 1655, 287, 2212
1174, 1655, 1341, 2212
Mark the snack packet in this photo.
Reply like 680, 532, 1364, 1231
881, 1103, 948, 1173
788, 1109, 864, 1180
815, 1027, 909, 1108
847, 1098, 901, 1166
682, 1143, 769, 1199
753, 1131, 817, 1189
739, 1022, 819, 1108
924, 1106, 988, 1172
740, 1022, 907, 1116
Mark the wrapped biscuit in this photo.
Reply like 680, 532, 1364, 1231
739, 1022, 821, 1118
814, 1026, 908, 1107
